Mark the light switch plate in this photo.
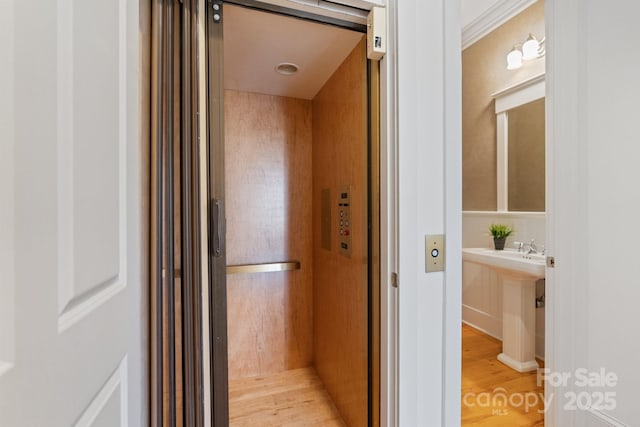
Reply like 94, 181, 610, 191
425, 234, 445, 272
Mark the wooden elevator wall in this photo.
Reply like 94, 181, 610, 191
224, 90, 313, 380
312, 39, 368, 427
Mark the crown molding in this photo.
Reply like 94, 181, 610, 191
462, 0, 538, 50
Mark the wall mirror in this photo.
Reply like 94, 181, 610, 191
493, 74, 545, 212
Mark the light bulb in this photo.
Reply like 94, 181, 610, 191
506, 47, 523, 70
522, 34, 540, 60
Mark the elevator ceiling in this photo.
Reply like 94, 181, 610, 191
223, 4, 364, 100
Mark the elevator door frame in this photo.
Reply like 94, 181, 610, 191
205, 1, 381, 425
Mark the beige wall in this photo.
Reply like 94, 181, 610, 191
462, 0, 545, 210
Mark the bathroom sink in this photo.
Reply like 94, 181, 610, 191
462, 247, 546, 372
462, 248, 545, 279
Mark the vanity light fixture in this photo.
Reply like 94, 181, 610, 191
507, 46, 523, 70
522, 34, 543, 59
506, 33, 545, 70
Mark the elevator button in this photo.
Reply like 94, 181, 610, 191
425, 234, 445, 273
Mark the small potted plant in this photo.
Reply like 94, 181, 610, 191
489, 224, 513, 250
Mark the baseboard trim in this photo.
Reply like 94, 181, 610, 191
462, 320, 501, 341
462, 305, 502, 339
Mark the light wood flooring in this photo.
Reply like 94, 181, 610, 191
228, 325, 544, 426
462, 324, 545, 427
229, 367, 346, 427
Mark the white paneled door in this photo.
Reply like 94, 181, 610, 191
0, 0, 145, 426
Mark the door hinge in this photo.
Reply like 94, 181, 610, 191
547, 256, 556, 268
391, 272, 398, 288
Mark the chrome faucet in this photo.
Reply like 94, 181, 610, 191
515, 239, 545, 255
524, 239, 537, 254
524, 239, 545, 255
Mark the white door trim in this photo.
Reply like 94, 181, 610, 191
379, 0, 398, 424
545, 0, 584, 425
391, 0, 462, 425
443, 0, 463, 424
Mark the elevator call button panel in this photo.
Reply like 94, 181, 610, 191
338, 186, 352, 258
425, 234, 445, 272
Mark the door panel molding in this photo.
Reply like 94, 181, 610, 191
59, 278, 127, 333
56, 0, 129, 333
73, 357, 128, 427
